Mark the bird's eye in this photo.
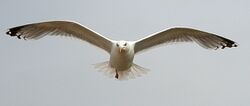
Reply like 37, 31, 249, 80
116, 43, 119, 47
124, 43, 127, 46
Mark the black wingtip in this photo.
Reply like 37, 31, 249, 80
6, 25, 27, 39
223, 40, 238, 49
6, 29, 15, 36
217, 36, 238, 49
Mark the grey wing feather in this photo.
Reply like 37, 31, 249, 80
6, 21, 113, 53
134, 28, 238, 53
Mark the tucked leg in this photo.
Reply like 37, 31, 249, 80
115, 69, 119, 79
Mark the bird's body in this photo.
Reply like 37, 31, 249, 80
109, 41, 134, 71
6, 21, 238, 80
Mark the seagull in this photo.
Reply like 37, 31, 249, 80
6, 21, 238, 80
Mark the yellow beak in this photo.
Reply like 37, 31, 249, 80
119, 47, 125, 53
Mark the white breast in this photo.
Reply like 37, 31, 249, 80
109, 43, 135, 71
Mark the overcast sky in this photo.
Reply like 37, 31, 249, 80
0, 0, 249, 106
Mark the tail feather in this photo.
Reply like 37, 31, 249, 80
93, 61, 149, 80
93, 61, 114, 78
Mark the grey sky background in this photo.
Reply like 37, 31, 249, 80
0, 0, 249, 106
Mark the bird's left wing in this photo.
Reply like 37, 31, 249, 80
134, 28, 237, 54
6, 21, 113, 53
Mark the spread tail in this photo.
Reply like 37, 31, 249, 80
93, 61, 149, 80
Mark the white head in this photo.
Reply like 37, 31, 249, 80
115, 41, 129, 53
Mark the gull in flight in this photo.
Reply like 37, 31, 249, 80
6, 21, 237, 80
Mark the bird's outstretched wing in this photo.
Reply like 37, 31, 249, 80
6, 21, 113, 53
134, 28, 238, 53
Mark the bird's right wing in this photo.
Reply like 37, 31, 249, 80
134, 28, 237, 54
6, 21, 113, 53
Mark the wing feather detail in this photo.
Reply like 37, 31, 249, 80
6, 21, 113, 53
134, 28, 237, 53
